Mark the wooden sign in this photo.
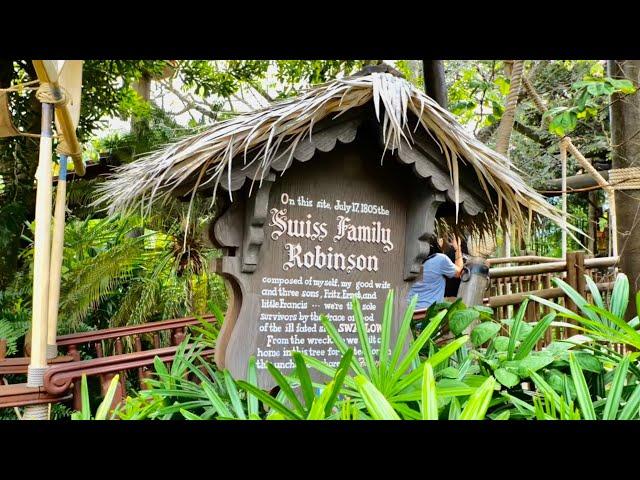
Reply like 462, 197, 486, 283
211, 116, 486, 388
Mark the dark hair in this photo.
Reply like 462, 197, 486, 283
428, 234, 442, 255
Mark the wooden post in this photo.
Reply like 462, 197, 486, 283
23, 102, 54, 420
560, 139, 568, 259
422, 60, 448, 109
47, 154, 68, 359
565, 251, 579, 337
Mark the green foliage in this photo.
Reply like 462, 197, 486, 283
531, 273, 640, 351
71, 374, 120, 420
544, 76, 636, 136
236, 350, 354, 420
0, 286, 30, 355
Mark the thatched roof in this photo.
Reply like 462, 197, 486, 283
95, 68, 575, 239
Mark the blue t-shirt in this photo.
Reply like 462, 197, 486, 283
407, 253, 457, 309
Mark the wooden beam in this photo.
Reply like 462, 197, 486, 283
489, 255, 618, 278
488, 255, 559, 265
539, 171, 610, 196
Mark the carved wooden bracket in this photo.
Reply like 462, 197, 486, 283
241, 174, 275, 273
404, 189, 446, 280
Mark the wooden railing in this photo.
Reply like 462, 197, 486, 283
411, 252, 620, 347
486, 252, 619, 344
0, 314, 217, 410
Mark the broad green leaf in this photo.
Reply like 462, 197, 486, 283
517, 353, 554, 376
493, 336, 510, 352
574, 352, 602, 373
495, 368, 520, 388
449, 309, 479, 336
440, 366, 459, 379
471, 322, 501, 346
473, 305, 494, 316
549, 109, 578, 136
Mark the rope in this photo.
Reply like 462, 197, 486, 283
560, 138, 568, 258
495, 60, 525, 155
521, 76, 547, 118
35, 82, 69, 106
608, 167, 640, 190
0, 79, 40, 94
495, 60, 525, 260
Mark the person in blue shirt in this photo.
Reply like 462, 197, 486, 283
408, 234, 464, 309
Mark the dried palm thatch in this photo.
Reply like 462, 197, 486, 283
95, 70, 578, 241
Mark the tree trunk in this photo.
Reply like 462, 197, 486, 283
422, 60, 447, 109
609, 60, 640, 318
131, 72, 152, 137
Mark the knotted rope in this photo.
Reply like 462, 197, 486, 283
608, 167, 640, 190
495, 60, 525, 156
35, 82, 69, 106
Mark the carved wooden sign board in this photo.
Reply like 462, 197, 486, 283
210, 110, 488, 388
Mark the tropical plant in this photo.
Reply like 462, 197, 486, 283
531, 273, 640, 352
236, 349, 355, 420
464, 299, 559, 390
296, 291, 495, 419
503, 352, 640, 420
116, 338, 262, 420
71, 374, 121, 420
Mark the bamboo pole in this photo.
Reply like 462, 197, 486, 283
23, 103, 54, 420
32, 61, 85, 176
47, 155, 68, 359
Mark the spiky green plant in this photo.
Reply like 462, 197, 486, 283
297, 290, 490, 418
71, 374, 121, 420
530, 273, 640, 352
